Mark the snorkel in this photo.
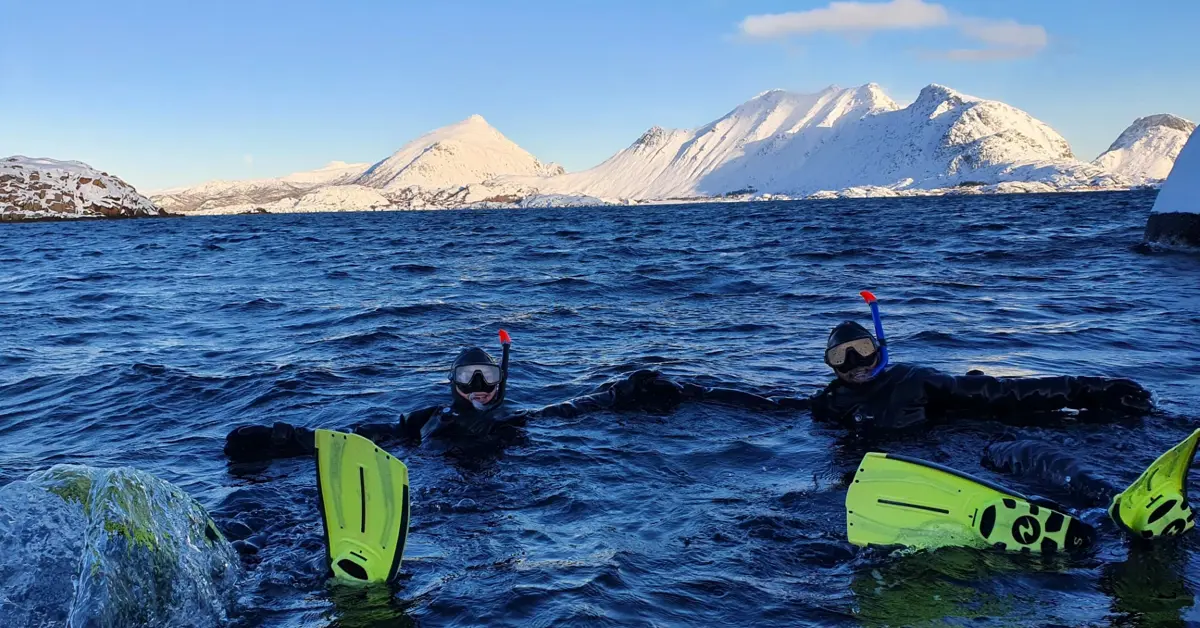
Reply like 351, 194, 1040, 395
859, 291, 889, 378
497, 328, 511, 405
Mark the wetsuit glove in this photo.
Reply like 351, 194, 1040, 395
223, 422, 316, 462
1099, 378, 1154, 414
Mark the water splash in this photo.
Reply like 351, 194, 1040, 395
0, 465, 241, 627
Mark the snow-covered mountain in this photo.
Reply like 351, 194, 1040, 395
153, 161, 368, 213
150, 82, 1194, 214
508, 83, 1120, 199
152, 115, 566, 213
354, 114, 563, 191
0, 156, 165, 220
1093, 114, 1197, 184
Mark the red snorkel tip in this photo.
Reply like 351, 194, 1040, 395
860, 291, 877, 303
498, 329, 512, 345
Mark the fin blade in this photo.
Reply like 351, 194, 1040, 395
316, 429, 411, 584
847, 453, 1091, 554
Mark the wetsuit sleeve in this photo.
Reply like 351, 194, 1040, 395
223, 407, 450, 461
983, 439, 1116, 507
678, 382, 813, 411
354, 406, 443, 442
519, 369, 686, 419
808, 385, 840, 423
921, 370, 1154, 417
521, 371, 815, 420
224, 422, 316, 462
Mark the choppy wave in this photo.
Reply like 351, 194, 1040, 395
1, 192, 1199, 626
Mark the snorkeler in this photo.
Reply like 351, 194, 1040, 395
639, 292, 1186, 554
224, 329, 682, 585
648, 291, 1154, 430
807, 292, 1153, 435
730, 292, 1189, 555
223, 330, 680, 463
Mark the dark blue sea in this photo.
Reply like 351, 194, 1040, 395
2, 191, 1199, 627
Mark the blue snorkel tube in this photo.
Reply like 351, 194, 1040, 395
859, 291, 889, 377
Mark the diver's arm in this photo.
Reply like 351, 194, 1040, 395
223, 406, 451, 461
353, 406, 444, 442
518, 369, 686, 420
522, 371, 815, 420
923, 369, 1154, 416
677, 382, 814, 411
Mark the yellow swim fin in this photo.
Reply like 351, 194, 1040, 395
847, 452, 1094, 555
1109, 428, 1200, 540
315, 429, 411, 584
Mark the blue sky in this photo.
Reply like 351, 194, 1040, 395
2, 0, 1198, 191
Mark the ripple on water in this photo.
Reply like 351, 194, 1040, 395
1, 190, 1198, 627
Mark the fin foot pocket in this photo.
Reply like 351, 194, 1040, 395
1109, 428, 1200, 540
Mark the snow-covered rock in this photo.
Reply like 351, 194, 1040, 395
1093, 114, 1197, 184
1145, 127, 1200, 246
0, 156, 165, 221
151, 161, 368, 213
354, 115, 563, 191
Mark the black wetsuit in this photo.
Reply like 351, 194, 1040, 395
661, 363, 1149, 427
664, 363, 1153, 510
223, 369, 676, 462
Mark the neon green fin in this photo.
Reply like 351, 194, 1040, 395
315, 429, 411, 584
846, 452, 1094, 554
1109, 428, 1200, 540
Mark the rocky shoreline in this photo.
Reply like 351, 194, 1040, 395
0, 156, 168, 223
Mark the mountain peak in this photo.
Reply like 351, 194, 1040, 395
1094, 113, 1197, 183
354, 114, 555, 190
1127, 114, 1196, 134
752, 88, 788, 99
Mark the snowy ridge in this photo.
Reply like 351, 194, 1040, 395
149, 82, 1193, 214
504, 84, 900, 199
0, 156, 164, 220
510, 83, 1117, 199
1093, 115, 1197, 184
153, 161, 368, 213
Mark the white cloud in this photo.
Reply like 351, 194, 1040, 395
740, 0, 949, 38
956, 17, 1046, 51
740, 0, 1047, 61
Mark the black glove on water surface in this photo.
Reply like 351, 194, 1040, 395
224, 422, 316, 462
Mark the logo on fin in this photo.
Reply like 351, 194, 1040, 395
1012, 516, 1041, 544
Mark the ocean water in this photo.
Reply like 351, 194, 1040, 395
1, 190, 1198, 627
